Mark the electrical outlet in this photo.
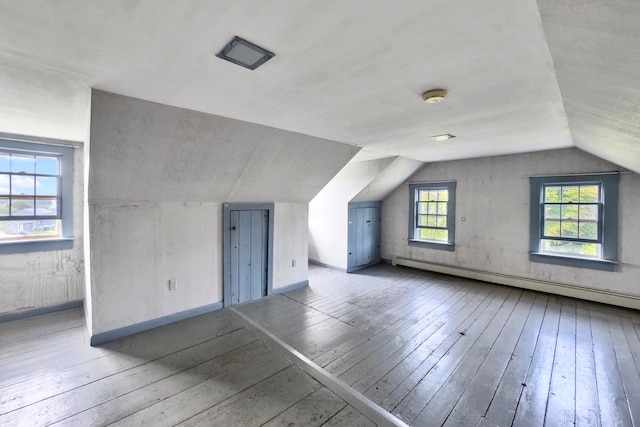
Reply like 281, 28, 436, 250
169, 278, 178, 291
292, 259, 296, 267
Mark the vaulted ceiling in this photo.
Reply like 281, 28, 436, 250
0, 1, 638, 171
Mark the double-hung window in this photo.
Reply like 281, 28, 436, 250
408, 181, 456, 251
0, 138, 73, 252
529, 173, 618, 271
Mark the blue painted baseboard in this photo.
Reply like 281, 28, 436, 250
271, 280, 309, 295
90, 301, 223, 346
0, 300, 83, 323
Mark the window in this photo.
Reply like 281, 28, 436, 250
529, 173, 619, 271
0, 139, 73, 253
408, 182, 456, 251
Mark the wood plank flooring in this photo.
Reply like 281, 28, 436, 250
2, 263, 640, 426
236, 264, 640, 426
0, 306, 371, 426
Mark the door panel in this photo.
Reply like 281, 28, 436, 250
348, 208, 357, 268
347, 203, 382, 272
229, 209, 268, 305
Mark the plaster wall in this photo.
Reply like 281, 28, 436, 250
0, 133, 84, 316
88, 91, 357, 335
273, 203, 308, 289
309, 158, 394, 269
382, 148, 640, 297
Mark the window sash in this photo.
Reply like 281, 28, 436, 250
539, 184, 603, 246
411, 185, 453, 243
0, 151, 62, 221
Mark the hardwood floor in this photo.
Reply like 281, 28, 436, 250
236, 264, 640, 426
1, 264, 640, 426
0, 305, 371, 426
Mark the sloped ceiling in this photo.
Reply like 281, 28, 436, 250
0, 1, 638, 171
538, 0, 640, 173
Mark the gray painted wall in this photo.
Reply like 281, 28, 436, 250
88, 90, 357, 335
0, 133, 84, 316
382, 148, 640, 297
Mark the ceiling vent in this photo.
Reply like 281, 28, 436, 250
216, 36, 275, 70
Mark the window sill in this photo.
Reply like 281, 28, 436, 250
0, 238, 74, 254
529, 252, 617, 272
409, 239, 455, 252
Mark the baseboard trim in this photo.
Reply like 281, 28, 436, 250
392, 256, 640, 311
272, 280, 309, 294
90, 301, 224, 346
0, 300, 83, 323
308, 259, 347, 273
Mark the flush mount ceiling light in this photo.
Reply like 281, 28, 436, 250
216, 36, 275, 70
430, 134, 456, 141
422, 89, 447, 104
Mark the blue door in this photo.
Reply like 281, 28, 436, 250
229, 209, 268, 305
347, 202, 382, 272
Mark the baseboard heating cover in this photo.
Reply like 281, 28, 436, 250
392, 256, 640, 311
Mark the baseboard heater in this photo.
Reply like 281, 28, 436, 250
392, 256, 640, 311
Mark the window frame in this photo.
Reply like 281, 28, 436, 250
529, 173, 619, 271
0, 138, 74, 253
408, 181, 456, 251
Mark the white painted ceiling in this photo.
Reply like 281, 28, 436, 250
0, 1, 638, 171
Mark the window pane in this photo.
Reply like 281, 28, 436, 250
545, 186, 561, 202
35, 156, 59, 175
417, 202, 428, 214
544, 220, 561, 237
418, 215, 428, 226
418, 190, 429, 202
578, 205, 598, 221
579, 185, 599, 202
438, 190, 449, 202
0, 197, 8, 216
420, 228, 448, 242
579, 222, 598, 240
427, 202, 437, 214
561, 205, 578, 220
544, 205, 560, 219
436, 216, 447, 227
35, 176, 58, 196
0, 174, 9, 195
0, 154, 9, 172
428, 190, 438, 201
11, 154, 35, 174
11, 198, 35, 216
542, 240, 601, 258
36, 198, 58, 216
562, 186, 579, 203
427, 215, 437, 227
0, 219, 61, 241
11, 175, 34, 195
437, 202, 447, 215
560, 222, 578, 238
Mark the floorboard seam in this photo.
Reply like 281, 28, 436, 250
229, 307, 410, 427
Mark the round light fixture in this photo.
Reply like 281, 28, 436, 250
422, 89, 447, 104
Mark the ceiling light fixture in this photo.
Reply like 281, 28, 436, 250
216, 36, 275, 70
422, 89, 447, 104
430, 134, 456, 141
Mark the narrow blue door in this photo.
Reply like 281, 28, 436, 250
229, 209, 268, 305
347, 202, 382, 272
